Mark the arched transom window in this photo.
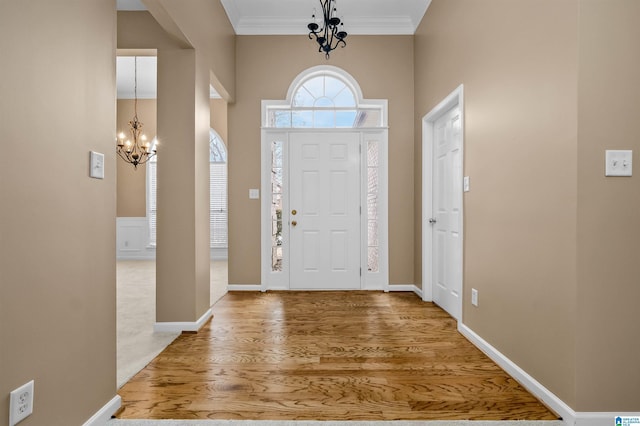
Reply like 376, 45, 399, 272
264, 67, 386, 129
210, 130, 227, 163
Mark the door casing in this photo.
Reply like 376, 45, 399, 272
422, 85, 465, 321
261, 128, 389, 291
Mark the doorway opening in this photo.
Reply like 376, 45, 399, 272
261, 66, 389, 291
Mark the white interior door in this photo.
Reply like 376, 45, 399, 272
431, 106, 463, 319
289, 132, 361, 290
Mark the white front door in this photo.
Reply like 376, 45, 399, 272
431, 106, 463, 320
289, 132, 361, 290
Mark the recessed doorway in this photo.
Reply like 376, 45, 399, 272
260, 66, 389, 291
422, 85, 465, 321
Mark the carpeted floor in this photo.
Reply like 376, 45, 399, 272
117, 259, 228, 387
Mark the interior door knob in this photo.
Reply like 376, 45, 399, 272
429, 218, 437, 224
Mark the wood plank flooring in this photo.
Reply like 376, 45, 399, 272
117, 291, 559, 421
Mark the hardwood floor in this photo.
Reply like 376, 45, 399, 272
117, 291, 559, 421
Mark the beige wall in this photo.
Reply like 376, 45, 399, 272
153, 48, 211, 322
143, 0, 236, 101
0, 1, 117, 425
415, 0, 579, 406
229, 35, 415, 285
576, 0, 640, 410
117, 98, 227, 218
118, 11, 183, 49
117, 99, 157, 217
211, 98, 228, 145
119, 5, 235, 322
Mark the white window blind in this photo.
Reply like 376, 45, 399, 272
147, 158, 158, 246
210, 163, 227, 249
209, 130, 228, 249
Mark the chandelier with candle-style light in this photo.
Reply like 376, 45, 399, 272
117, 57, 156, 169
307, 0, 347, 59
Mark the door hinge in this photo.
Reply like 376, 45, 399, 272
360, 267, 362, 276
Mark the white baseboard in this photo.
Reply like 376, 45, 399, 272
575, 413, 640, 426
83, 395, 121, 426
228, 284, 262, 291
154, 308, 212, 333
388, 284, 423, 298
412, 285, 423, 298
458, 323, 574, 424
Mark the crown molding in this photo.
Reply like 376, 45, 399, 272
220, 0, 241, 31
233, 16, 416, 36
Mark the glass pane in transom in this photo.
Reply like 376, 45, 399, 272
324, 76, 346, 99
302, 76, 324, 99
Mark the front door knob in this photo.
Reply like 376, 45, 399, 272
291, 220, 298, 227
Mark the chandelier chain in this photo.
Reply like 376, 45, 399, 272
133, 56, 138, 121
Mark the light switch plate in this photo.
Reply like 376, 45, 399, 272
471, 288, 478, 307
90, 151, 105, 179
249, 189, 260, 199
605, 150, 632, 177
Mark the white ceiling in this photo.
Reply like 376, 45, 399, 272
116, 0, 146, 11
117, 0, 432, 35
116, 0, 432, 97
220, 0, 432, 35
117, 56, 156, 99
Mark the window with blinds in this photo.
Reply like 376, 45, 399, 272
147, 156, 158, 246
147, 129, 228, 249
209, 130, 227, 249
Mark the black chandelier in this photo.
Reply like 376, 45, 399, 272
307, 0, 347, 59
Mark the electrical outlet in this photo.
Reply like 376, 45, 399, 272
471, 288, 479, 307
9, 380, 34, 426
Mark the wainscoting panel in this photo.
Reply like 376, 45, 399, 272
116, 217, 155, 260
117, 218, 228, 260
